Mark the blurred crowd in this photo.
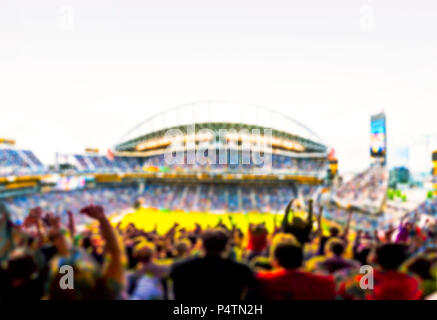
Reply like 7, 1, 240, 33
0, 148, 44, 176
414, 198, 437, 218
141, 153, 326, 173
0, 148, 327, 177
142, 183, 302, 213
4, 184, 317, 224
74, 155, 142, 173
333, 165, 388, 214
1, 194, 436, 300
4, 187, 141, 227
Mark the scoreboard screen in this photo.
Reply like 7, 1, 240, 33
370, 113, 386, 157
55, 176, 86, 191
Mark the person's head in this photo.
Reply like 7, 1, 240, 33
173, 239, 191, 258
291, 217, 305, 228
48, 228, 70, 255
273, 242, 303, 269
133, 241, 155, 264
407, 257, 433, 280
354, 247, 371, 265
326, 238, 346, 257
329, 226, 340, 237
233, 229, 244, 246
253, 223, 267, 234
48, 250, 101, 300
270, 232, 299, 258
376, 243, 409, 271
201, 229, 229, 256
187, 234, 198, 247
6, 248, 38, 288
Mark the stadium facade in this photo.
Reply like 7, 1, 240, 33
114, 101, 329, 182
106, 101, 332, 213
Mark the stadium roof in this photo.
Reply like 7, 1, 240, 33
115, 101, 329, 153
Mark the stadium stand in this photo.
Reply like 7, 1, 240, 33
4, 183, 300, 224
0, 147, 45, 176
332, 164, 388, 215
410, 198, 437, 218
141, 152, 326, 174
73, 155, 142, 172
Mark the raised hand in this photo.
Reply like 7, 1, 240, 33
29, 207, 43, 219
66, 210, 76, 239
284, 199, 294, 215
80, 204, 105, 221
45, 212, 61, 230
24, 207, 43, 227
282, 198, 295, 230
66, 210, 74, 219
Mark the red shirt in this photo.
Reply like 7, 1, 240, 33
248, 229, 268, 253
368, 270, 422, 300
256, 269, 336, 300
338, 270, 422, 300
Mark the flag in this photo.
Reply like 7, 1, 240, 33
328, 148, 336, 160
106, 148, 115, 161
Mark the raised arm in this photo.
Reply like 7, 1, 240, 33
306, 199, 314, 227
66, 210, 76, 241
273, 212, 280, 234
343, 208, 353, 238
26, 207, 47, 245
281, 199, 294, 230
352, 229, 363, 256
373, 229, 380, 244
228, 215, 236, 232
164, 222, 179, 241
80, 205, 124, 286
316, 205, 324, 239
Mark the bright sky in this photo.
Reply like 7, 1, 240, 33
1, 1, 436, 173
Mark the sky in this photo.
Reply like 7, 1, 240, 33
0, 0, 436, 173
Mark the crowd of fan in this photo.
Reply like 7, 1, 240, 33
321, 207, 381, 231
334, 165, 388, 214
74, 155, 142, 173
1, 148, 327, 178
71, 153, 327, 174
3, 187, 140, 227
412, 198, 437, 218
1, 196, 436, 300
0, 148, 44, 176
141, 153, 326, 174
4, 184, 311, 223
143, 183, 300, 213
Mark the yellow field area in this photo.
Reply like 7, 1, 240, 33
115, 207, 337, 235
109, 207, 354, 261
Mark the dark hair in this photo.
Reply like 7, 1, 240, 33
82, 236, 92, 249
135, 248, 154, 263
331, 241, 345, 256
376, 244, 408, 271
187, 235, 197, 246
274, 243, 303, 269
354, 247, 371, 265
202, 230, 229, 255
329, 227, 340, 237
407, 257, 432, 280
7, 254, 37, 280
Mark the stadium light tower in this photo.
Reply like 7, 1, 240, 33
370, 112, 387, 166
